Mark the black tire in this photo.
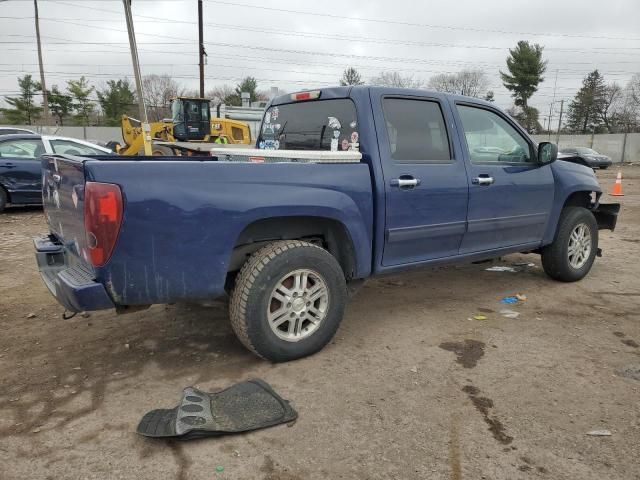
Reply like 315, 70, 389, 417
151, 145, 175, 156
229, 240, 347, 362
541, 207, 598, 282
0, 187, 7, 213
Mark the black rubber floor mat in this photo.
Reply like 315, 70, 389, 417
137, 379, 297, 440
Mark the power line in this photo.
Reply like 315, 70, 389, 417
204, 0, 640, 42
6, 17, 640, 54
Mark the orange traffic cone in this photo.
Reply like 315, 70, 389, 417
611, 171, 624, 196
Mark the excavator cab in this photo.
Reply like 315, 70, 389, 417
171, 97, 211, 142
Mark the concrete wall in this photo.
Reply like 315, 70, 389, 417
1, 124, 122, 145
532, 133, 640, 163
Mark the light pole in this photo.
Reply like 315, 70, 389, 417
122, 0, 152, 155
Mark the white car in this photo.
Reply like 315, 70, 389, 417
0, 133, 114, 211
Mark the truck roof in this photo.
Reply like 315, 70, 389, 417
270, 85, 497, 108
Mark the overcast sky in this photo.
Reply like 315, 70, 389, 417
1, 0, 639, 126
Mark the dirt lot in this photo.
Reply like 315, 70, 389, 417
1, 167, 639, 480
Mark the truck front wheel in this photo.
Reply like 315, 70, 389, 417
541, 207, 598, 282
229, 240, 347, 362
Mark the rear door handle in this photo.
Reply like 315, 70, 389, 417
472, 176, 494, 186
390, 176, 421, 189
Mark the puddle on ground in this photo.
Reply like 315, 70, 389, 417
439, 340, 485, 368
462, 384, 513, 445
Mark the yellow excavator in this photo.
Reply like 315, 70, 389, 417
116, 97, 252, 156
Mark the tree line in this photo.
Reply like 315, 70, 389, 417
0, 74, 276, 127
339, 40, 640, 134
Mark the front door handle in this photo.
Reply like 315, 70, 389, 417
390, 176, 421, 189
472, 175, 494, 186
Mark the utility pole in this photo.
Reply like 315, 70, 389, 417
555, 99, 564, 145
122, 0, 152, 155
548, 69, 558, 139
198, 0, 206, 98
34, 0, 49, 125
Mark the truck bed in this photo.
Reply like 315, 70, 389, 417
40, 154, 374, 307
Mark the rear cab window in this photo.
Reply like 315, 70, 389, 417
257, 99, 358, 152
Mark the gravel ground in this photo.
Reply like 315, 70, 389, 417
1, 166, 639, 480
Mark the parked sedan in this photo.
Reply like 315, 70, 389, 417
0, 127, 36, 135
559, 147, 613, 169
0, 134, 112, 212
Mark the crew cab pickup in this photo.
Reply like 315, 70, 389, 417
35, 86, 620, 362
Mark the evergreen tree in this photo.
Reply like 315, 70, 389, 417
340, 67, 364, 86
500, 41, 547, 108
97, 79, 135, 126
224, 77, 259, 106
67, 76, 95, 126
1, 75, 42, 125
47, 85, 73, 126
566, 70, 607, 133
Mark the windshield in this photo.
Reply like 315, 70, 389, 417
257, 99, 358, 151
576, 147, 598, 155
171, 100, 184, 123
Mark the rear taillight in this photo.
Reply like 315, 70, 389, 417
84, 181, 123, 267
290, 90, 321, 101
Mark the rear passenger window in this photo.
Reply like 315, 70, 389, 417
382, 98, 451, 163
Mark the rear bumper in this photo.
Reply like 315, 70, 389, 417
33, 235, 115, 312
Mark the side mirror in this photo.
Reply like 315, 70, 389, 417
537, 142, 557, 164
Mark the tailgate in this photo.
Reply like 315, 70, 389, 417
41, 155, 89, 260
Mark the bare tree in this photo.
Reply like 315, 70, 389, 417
142, 74, 184, 121
630, 73, 640, 107
369, 71, 424, 89
600, 83, 622, 131
428, 73, 459, 94
207, 84, 235, 105
428, 70, 489, 98
613, 78, 640, 132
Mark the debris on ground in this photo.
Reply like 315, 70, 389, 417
587, 429, 612, 436
485, 266, 516, 272
409, 366, 418, 373
473, 314, 488, 321
137, 379, 297, 440
501, 296, 519, 304
26, 313, 36, 319
499, 309, 520, 319
516, 293, 527, 302
513, 262, 536, 267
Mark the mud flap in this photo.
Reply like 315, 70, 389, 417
136, 379, 297, 440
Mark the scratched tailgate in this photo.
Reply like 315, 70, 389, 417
41, 154, 90, 262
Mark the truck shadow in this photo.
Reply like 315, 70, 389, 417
0, 299, 260, 444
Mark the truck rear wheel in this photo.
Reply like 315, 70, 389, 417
541, 207, 598, 282
229, 240, 347, 362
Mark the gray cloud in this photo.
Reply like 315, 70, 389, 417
1, 0, 639, 124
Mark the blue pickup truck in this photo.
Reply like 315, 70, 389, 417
35, 86, 619, 362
